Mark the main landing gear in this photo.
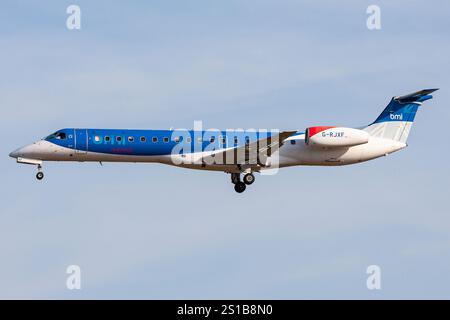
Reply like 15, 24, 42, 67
230, 172, 255, 193
243, 173, 255, 185
36, 165, 44, 181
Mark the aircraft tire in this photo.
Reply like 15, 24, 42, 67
234, 182, 246, 193
243, 173, 255, 185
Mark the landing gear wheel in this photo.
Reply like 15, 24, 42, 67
231, 173, 240, 184
243, 173, 255, 185
234, 182, 246, 193
36, 171, 44, 180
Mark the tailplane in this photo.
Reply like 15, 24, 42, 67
364, 89, 438, 143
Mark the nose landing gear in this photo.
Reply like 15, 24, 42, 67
36, 165, 44, 181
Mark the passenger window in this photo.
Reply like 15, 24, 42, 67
174, 136, 180, 143
234, 137, 238, 144
94, 136, 101, 142
221, 136, 226, 145
140, 136, 146, 143
163, 137, 169, 143
290, 140, 296, 145
197, 137, 203, 143
152, 137, 158, 143
210, 136, 215, 143
186, 137, 192, 143
116, 136, 122, 142
128, 136, 134, 142
105, 136, 111, 142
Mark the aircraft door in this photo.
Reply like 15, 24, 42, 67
75, 129, 88, 154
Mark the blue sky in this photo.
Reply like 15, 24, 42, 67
1, 0, 450, 299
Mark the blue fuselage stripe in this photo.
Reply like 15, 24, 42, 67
46, 129, 292, 156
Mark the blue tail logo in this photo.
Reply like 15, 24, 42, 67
372, 89, 438, 125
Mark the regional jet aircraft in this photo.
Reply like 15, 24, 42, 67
9, 89, 437, 193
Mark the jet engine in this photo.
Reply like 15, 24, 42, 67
305, 126, 369, 147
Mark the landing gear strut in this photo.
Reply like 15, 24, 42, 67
231, 173, 240, 184
36, 165, 44, 181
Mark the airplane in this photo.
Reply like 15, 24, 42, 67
9, 89, 438, 193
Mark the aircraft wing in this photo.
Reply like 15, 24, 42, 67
202, 130, 297, 170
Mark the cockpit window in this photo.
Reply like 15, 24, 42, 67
46, 132, 66, 140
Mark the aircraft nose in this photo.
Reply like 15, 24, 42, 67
9, 141, 52, 160
9, 143, 38, 159
9, 148, 21, 158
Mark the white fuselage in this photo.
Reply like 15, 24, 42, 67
11, 134, 406, 173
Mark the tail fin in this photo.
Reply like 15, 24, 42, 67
364, 89, 438, 143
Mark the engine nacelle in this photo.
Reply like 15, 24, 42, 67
305, 126, 369, 147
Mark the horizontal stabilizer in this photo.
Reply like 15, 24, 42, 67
395, 88, 439, 104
